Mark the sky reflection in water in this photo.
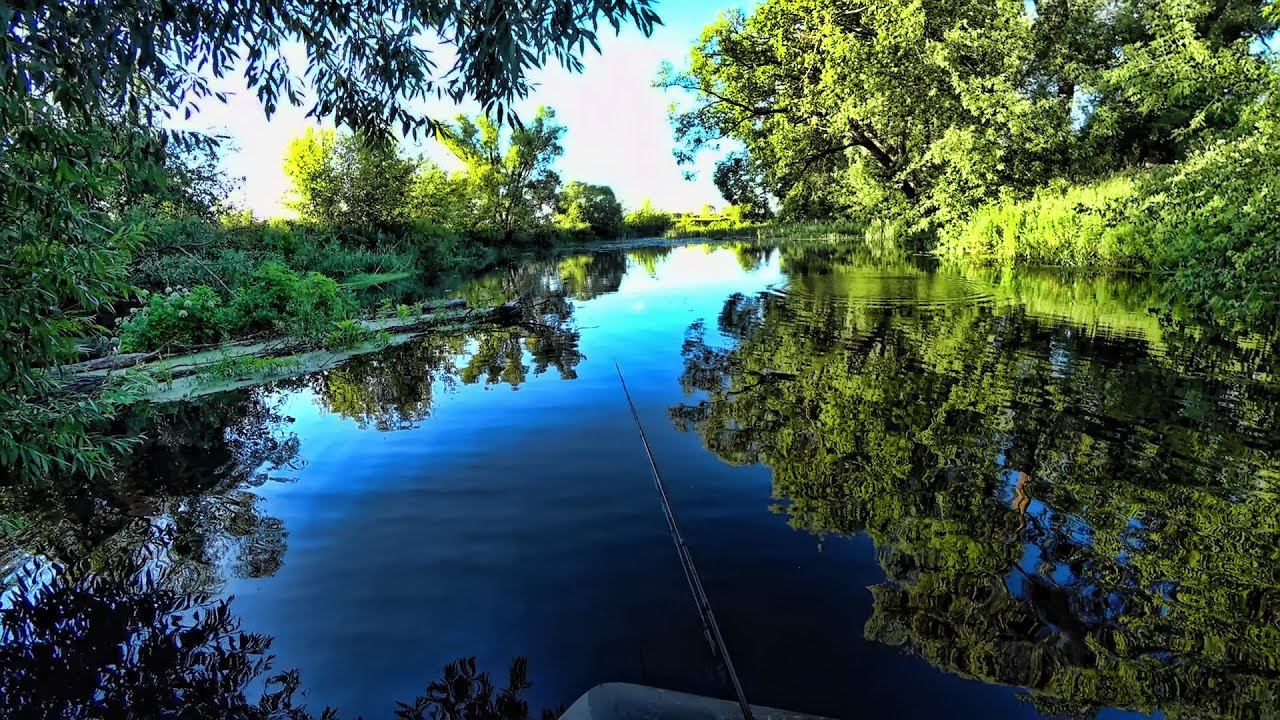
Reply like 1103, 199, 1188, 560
6, 242, 1280, 720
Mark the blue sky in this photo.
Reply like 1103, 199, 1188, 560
197, 1, 744, 218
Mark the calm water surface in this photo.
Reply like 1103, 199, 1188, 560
4, 241, 1280, 719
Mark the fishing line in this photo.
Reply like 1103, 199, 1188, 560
615, 364, 755, 720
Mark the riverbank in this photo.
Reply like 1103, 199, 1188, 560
933, 102, 1280, 331
64, 297, 543, 402
64, 235, 738, 405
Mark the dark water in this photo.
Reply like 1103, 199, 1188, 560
5, 241, 1280, 719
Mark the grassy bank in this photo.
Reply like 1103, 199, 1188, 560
935, 109, 1280, 329
114, 215, 507, 354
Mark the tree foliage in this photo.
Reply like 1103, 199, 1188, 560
663, 0, 1276, 224
284, 129, 417, 230
1, 0, 660, 485
939, 85, 1280, 328
712, 152, 773, 221
442, 108, 567, 238
4, 0, 661, 137
556, 181, 624, 237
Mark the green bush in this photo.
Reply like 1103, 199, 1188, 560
323, 319, 378, 350
623, 201, 674, 237
136, 217, 420, 292
120, 286, 228, 352
404, 221, 497, 273
937, 174, 1151, 267
1145, 113, 1280, 328
228, 262, 354, 339
937, 95, 1280, 328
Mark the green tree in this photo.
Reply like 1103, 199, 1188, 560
406, 162, 471, 231
283, 129, 417, 229
663, 0, 1276, 225
2, 0, 660, 484
443, 108, 567, 238
556, 181, 624, 237
712, 153, 773, 221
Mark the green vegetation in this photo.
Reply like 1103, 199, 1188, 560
440, 108, 569, 240
623, 199, 676, 237
665, 0, 1280, 328
940, 101, 1280, 326
283, 108, 611, 244
121, 262, 356, 352
197, 355, 305, 382
672, 245, 1280, 717
0, 0, 661, 485
556, 181, 625, 238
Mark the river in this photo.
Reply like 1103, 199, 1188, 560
4, 240, 1279, 719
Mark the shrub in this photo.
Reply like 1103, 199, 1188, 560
623, 200, 673, 237
323, 319, 380, 350
120, 286, 227, 352
1145, 112, 1280, 328
937, 174, 1150, 267
405, 221, 498, 273
228, 262, 354, 340
937, 93, 1280, 329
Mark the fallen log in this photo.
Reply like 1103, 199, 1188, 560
59, 352, 157, 374
57, 295, 556, 402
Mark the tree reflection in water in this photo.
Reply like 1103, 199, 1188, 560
671, 247, 1280, 718
1, 558, 549, 719
1, 313, 584, 719
312, 282, 585, 429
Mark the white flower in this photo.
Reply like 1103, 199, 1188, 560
177, 310, 189, 318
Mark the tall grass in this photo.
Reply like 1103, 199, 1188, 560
935, 110, 1280, 329
936, 173, 1152, 268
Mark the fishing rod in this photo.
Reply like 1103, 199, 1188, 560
615, 364, 756, 720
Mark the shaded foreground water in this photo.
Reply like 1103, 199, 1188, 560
4, 241, 1280, 719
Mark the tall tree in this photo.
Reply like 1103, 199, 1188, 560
662, 0, 1275, 223
443, 108, 567, 238
283, 129, 417, 230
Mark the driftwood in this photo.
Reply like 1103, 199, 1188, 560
422, 298, 468, 312
58, 296, 553, 401
60, 352, 157, 374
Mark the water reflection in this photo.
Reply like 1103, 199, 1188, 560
672, 245, 1280, 718
0, 312, 586, 718
0, 559, 315, 719
1, 560, 550, 719
5, 241, 1280, 719
0, 391, 301, 600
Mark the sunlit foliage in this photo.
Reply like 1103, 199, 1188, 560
665, 0, 1275, 225
441, 108, 568, 239
672, 245, 1280, 717
1, 0, 660, 484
